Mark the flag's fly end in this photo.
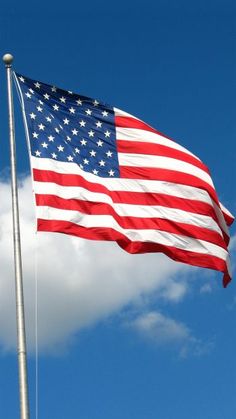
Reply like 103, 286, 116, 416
223, 272, 232, 288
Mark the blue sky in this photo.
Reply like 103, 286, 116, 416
0, 1, 235, 418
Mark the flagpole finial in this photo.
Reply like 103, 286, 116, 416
3, 53, 14, 66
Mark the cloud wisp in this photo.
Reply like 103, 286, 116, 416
125, 311, 214, 358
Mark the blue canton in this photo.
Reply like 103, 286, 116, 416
15, 73, 120, 178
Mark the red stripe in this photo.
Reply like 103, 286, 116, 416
37, 219, 231, 287
117, 140, 210, 174
115, 115, 233, 230
115, 116, 178, 146
115, 116, 202, 164
33, 168, 109, 193
33, 168, 218, 207
115, 116, 233, 230
115, 115, 159, 133
33, 169, 229, 243
223, 211, 234, 227
36, 193, 227, 249
120, 166, 219, 203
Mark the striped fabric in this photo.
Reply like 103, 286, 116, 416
15, 73, 234, 287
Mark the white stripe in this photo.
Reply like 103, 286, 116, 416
31, 157, 229, 236
116, 126, 200, 160
36, 206, 228, 261
114, 107, 141, 119
118, 153, 213, 187
34, 181, 223, 238
31, 156, 208, 193
220, 202, 234, 220
213, 203, 229, 236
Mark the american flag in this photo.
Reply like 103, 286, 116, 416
15, 72, 234, 287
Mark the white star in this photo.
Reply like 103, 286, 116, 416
85, 109, 92, 116
53, 104, 59, 111
33, 132, 39, 139
48, 135, 55, 142
51, 153, 57, 159
60, 96, 66, 103
34, 82, 41, 88
69, 107, 75, 114
76, 99, 82, 105
90, 150, 96, 157
30, 113, 36, 120
29, 88, 34, 94
37, 106, 43, 112
57, 145, 64, 152
68, 91, 73, 95
72, 129, 78, 136
25, 92, 31, 99
55, 128, 60, 134
44, 93, 50, 100
59, 125, 63, 130
104, 130, 111, 138
35, 150, 41, 156
79, 120, 86, 127
75, 148, 80, 154
19, 76, 25, 82
88, 130, 95, 137
83, 159, 89, 165
106, 150, 113, 157
80, 139, 87, 146
96, 121, 102, 128
41, 142, 48, 148
46, 116, 52, 122
102, 110, 108, 117
51, 86, 57, 92
66, 136, 72, 142
108, 170, 115, 176
97, 140, 103, 147
99, 160, 105, 167
38, 123, 45, 131
63, 118, 70, 125
93, 100, 99, 106
93, 169, 99, 175
67, 155, 74, 161
38, 100, 44, 105
80, 164, 84, 169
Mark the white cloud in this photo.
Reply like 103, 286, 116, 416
0, 176, 190, 354
127, 311, 190, 344
125, 311, 214, 357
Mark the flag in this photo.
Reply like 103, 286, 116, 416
14, 72, 234, 287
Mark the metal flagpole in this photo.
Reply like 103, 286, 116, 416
3, 53, 30, 419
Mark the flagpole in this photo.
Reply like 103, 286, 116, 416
3, 54, 30, 419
